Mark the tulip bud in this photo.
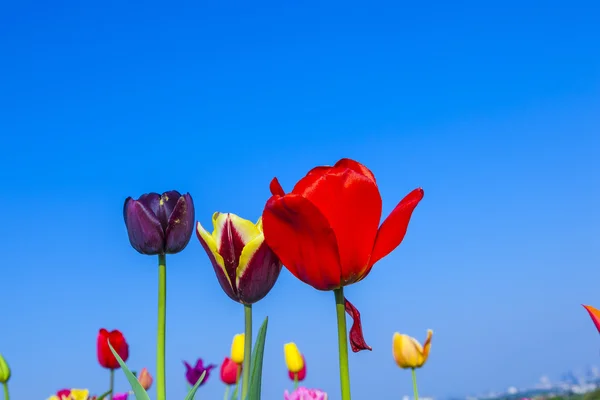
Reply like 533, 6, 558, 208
288, 355, 306, 381
124, 191, 195, 255
137, 367, 153, 390
231, 333, 245, 364
97, 328, 129, 369
392, 330, 433, 369
0, 353, 10, 383
284, 343, 304, 374
220, 357, 241, 385
196, 213, 282, 304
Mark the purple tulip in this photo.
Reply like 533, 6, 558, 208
113, 394, 129, 400
284, 387, 328, 400
124, 191, 195, 255
184, 359, 216, 386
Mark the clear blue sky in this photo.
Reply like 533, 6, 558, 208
1, 1, 599, 399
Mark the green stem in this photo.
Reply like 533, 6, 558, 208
109, 369, 114, 400
232, 366, 241, 400
334, 287, 351, 400
241, 304, 253, 400
157, 254, 167, 400
223, 385, 230, 400
2, 382, 9, 400
411, 368, 419, 400
293, 373, 299, 390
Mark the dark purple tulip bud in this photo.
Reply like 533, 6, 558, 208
183, 359, 216, 386
124, 191, 195, 255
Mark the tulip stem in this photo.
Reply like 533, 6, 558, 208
157, 254, 167, 400
294, 373, 299, 390
223, 385, 230, 400
2, 382, 9, 400
334, 287, 351, 400
411, 368, 419, 400
109, 369, 114, 400
241, 304, 252, 400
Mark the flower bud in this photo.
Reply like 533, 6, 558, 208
0, 353, 10, 383
230, 333, 245, 364
284, 343, 304, 373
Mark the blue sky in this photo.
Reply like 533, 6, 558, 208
1, 0, 599, 399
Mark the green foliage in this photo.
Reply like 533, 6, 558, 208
245, 316, 269, 400
107, 341, 151, 400
584, 389, 600, 400
95, 389, 112, 400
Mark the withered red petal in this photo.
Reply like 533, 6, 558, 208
345, 297, 372, 352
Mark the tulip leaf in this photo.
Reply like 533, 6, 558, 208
245, 316, 269, 400
96, 390, 112, 400
108, 340, 151, 400
183, 370, 206, 400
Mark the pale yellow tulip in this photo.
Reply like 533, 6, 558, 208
392, 330, 432, 369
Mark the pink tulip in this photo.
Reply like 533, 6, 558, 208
284, 387, 327, 400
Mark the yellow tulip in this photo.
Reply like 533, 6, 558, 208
231, 333, 245, 364
392, 330, 432, 369
69, 389, 89, 400
284, 342, 304, 373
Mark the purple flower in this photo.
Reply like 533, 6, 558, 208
284, 387, 328, 400
113, 393, 129, 400
184, 359, 217, 386
124, 191, 195, 255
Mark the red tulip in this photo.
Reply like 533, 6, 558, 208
97, 328, 129, 369
220, 357, 241, 385
262, 158, 424, 351
287, 355, 306, 381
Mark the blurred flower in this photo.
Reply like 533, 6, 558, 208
184, 359, 216, 386
231, 333, 245, 364
48, 389, 90, 400
137, 367, 153, 390
97, 328, 129, 370
197, 213, 282, 304
124, 191, 195, 255
113, 394, 128, 400
284, 343, 304, 374
583, 305, 600, 333
262, 158, 423, 351
0, 353, 10, 383
392, 330, 433, 369
288, 355, 306, 381
284, 387, 328, 400
220, 357, 241, 385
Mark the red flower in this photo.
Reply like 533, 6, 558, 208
287, 355, 306, 381
220, 357, 241, 385
262, 158, 424, 351
97, 328, 129, 369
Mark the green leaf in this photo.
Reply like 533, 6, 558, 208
95, 390, 112, 400
245, 316, 269, 400
183, 370, 206, 400
107, 341, 151, 400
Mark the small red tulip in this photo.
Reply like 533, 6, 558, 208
97, 328, 129, 369
220, 357, 241, 385
287, 355, 306, 381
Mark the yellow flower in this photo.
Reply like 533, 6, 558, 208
69, 389, 89, 400
231, 333, 245, 364
284, 342, 304, 373
392, 330, 432, 369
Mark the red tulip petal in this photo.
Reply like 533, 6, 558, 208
583, 304, 600, 334
270, 178, 286, 196
368, 188, 424, 269
262, 193, 342, 290
345, 298, 372, 352
334, 158, 376, 183
288, 355, 306, 381
292, 167, 382, 285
